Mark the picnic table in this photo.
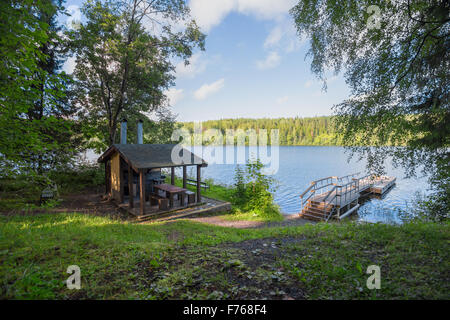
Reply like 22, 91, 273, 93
153, 183, 187, 208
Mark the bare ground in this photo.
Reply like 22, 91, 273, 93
185, 213, 314, 229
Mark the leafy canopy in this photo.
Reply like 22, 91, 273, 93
0, 0, 79, 179
291, 0, 449, 217
69, 0, 205, 150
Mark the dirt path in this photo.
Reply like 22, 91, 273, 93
56, 191, 315, 228
2, 189, 128, 219
7, 187, 313, 228
186, 214, 314, 229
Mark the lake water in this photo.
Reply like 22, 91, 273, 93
184, 146, 429, 224
86, 146, 430, 224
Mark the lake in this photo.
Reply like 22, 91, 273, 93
85, 145, 430, 224
184, 146, 429, 224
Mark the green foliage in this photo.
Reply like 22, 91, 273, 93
49, 163, 105, 193
0, 177, 42, 211
234, 165, 246, 200
0, 164, 105, 212
233, 159, 281, 219
290, 0, 450, 216
0, 0, 82, 177
181, 116, 342, 146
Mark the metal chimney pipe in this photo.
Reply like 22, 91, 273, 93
120, 119, 127, 144
137, 119, 143, 144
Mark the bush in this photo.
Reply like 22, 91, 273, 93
0, 163, 105, 212
232, 159, 281, 219
49, 163, 105, 193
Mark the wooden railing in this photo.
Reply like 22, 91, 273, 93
300, 172, 374, 220
300, 176, 339, 209
322, 179, 359, 220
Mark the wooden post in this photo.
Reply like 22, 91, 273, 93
128, 164, 134, 208
171, 167, 175, 185
104, 161, 110, 195
182, 166, 187, 189
140, 170, 145, 215
196, 165, 201, 203
119, 158, 124, 203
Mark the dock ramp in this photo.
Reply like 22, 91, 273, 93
299, 173, 396, 221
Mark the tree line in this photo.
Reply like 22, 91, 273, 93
180, 117, 340, 146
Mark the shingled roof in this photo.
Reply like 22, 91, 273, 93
97, 144, 207, 170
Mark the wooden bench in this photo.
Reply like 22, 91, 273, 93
186, 179, 209, 190
150, 194, 169, 210
185, 190, 196, 204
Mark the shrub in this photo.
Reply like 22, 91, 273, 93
232, 159, 281, 219
49, 163, 105, 193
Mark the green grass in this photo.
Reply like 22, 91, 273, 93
219, 209, 284, 222
166, 175, 234, 203
1, 212, 448, 299
168, 175, 283, 222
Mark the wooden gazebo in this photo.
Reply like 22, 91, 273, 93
97, 143, 207, 215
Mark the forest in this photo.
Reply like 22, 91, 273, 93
180, 116, 340, 146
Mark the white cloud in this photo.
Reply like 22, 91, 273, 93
256, 51, 281, 70
189, 0, 297, 32
276, 96, 289, 104
175, 52, 212, 78
263, 17, 304, 53
165, 88, 184, 106
189, 0, 235, 32
194, 78, 225, 100
236, 0, 296, 19
264, 26, 283, 48
62, 56, 76, 74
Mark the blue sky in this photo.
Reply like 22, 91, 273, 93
62, 0, 351, 122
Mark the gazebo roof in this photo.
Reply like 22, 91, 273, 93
97, 144, 207, 170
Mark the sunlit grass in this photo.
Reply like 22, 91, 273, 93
0, 212, 448, 299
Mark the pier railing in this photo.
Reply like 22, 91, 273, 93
300, 176, 339, 209
300, 172, 373, 219
300, 173, 396, 221
337, 172, 361, 184
322, 179, 360, 220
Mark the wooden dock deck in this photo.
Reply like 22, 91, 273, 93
299, 173, 396, 221
370, 176, 397, 194
118, 196, 231, 222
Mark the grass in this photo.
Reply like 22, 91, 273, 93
1, 212, 448, 299
219, 209, 283, 222
168, 175, 283, 222
166, 175, 234, 203
1, 166, 282, 222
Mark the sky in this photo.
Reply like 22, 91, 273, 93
62, 0, 351, 122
